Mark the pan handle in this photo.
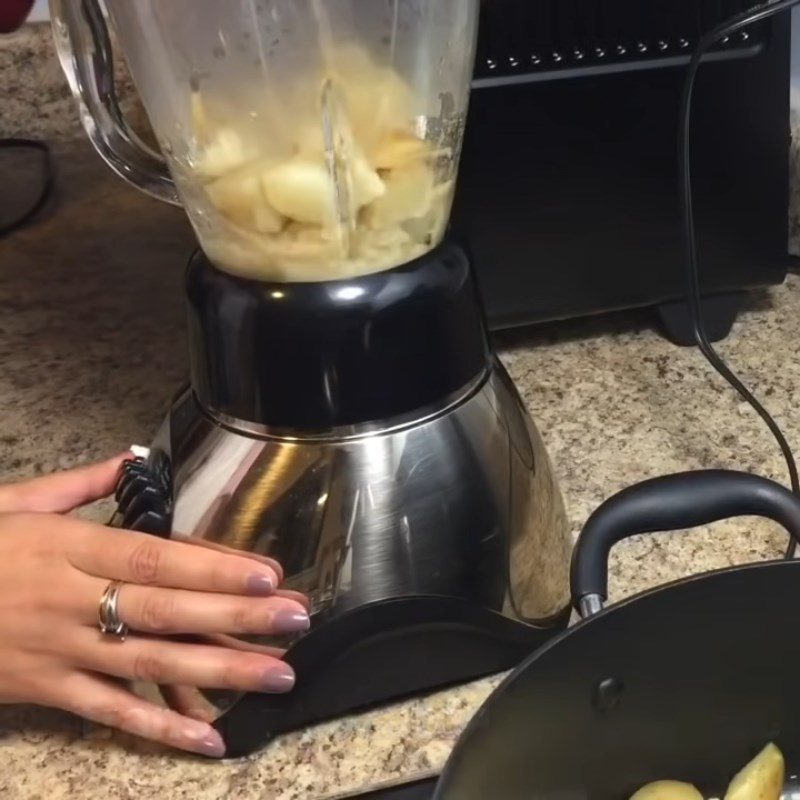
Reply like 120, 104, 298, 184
571, 470, 800, 618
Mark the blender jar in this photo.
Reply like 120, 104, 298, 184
51, 0, 479, 282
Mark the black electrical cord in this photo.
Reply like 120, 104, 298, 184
680, 0, 800, 558
0, 138, 54, 238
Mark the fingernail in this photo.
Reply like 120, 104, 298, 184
246, 572, 276, 595
261, 663, 296, 693
199, 733, 226, 758
271, 607, 310, 635
186, 724, 226, 758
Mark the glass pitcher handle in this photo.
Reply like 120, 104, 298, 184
49, 0, 180, 205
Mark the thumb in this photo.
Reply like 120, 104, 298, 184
0, 452, 132, 514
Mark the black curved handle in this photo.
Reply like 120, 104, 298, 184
571, 470, 800, 610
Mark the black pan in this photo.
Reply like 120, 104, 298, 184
434, 470, 800, 800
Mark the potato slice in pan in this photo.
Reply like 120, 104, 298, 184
724, 743, 784, 800
630, 781, 704, 800
628, 743, 785, 800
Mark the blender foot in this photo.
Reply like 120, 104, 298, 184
655, 291, 743, 347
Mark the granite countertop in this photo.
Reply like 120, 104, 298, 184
2, 20, 800, 800
2, 139, 800, 800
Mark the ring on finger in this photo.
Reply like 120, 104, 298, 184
98, 580, 129, 641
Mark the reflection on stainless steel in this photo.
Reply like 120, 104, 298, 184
144, 360, 571, 720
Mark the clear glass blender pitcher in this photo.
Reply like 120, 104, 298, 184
50, 0, 479, 282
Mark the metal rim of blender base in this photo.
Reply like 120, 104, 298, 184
196, 367, 492, 443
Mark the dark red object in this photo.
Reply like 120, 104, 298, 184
0, 0, 35, 34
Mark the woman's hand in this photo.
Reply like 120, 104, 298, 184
0, 454, 309, 757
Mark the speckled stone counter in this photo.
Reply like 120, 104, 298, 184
0, 24, 141, 141
2, 140, 800, 799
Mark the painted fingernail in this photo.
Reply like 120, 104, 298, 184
261, 663, 296, 693
271, 607, 310, 635
185, 724, 226, 758
246, 572, 276, 595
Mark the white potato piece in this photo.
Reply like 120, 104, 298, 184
402, 206, 448, 248
372, 131, 434, 170
202, 224, 342, 281
206, 168, 262, 224
263, 145, 384, 228
724, 744, 784, 800
252, 201, 285, 235
331, 42, 376, 75
353, 226, 428, 274
263, 158, 337, 225
367, 163, 435, 229
355, 225, 413, 256
400, 179, 453, 246
191, 92, 211, 143
349, 152, 386, 209
272, 224, 343, 261
201, 233, 276, 278
198, 128, 255, 179
206, 162, 285, 234
339, 67, 414, 152
629, 780, 704, 800
294, 123, 327, 158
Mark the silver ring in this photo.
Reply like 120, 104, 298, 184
98, 581, 129, 641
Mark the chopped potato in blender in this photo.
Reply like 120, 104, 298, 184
186, 44, 457, 282
367, 162, 435, 229
205, 161, 285, 234
371, 130, 437, 170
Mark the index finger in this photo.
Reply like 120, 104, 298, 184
0, 452, 131, 515
69, 520, 280, 595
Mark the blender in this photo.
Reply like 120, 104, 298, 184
51, 0, 573, 756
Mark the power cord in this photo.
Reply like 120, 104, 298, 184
680, 0, 800, 558
0, 138, 54, 238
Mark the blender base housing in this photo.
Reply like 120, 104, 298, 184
113, 244, 572, 755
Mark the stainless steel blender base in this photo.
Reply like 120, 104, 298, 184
115, 360, 571, 755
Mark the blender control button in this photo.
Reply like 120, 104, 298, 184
120, 456, 147, 476
129, 510, 171, 538
117, 474, 150, 509
123, 455, 147, 470
122, 486, 164, 524
116, 459, 147, 501
114, 450, 173, 537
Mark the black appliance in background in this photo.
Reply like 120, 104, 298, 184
341, 7, 794, 799
453, 0, 793, 344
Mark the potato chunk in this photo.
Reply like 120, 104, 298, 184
372, 131, 434, 171
206, 162, 285, 234
197, 128, 256, 179
724, 744, 784, 800
630, 781, 704, 800
366, 163, 434, 229
338, 67, 414, 152
262, 158, 337, 226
